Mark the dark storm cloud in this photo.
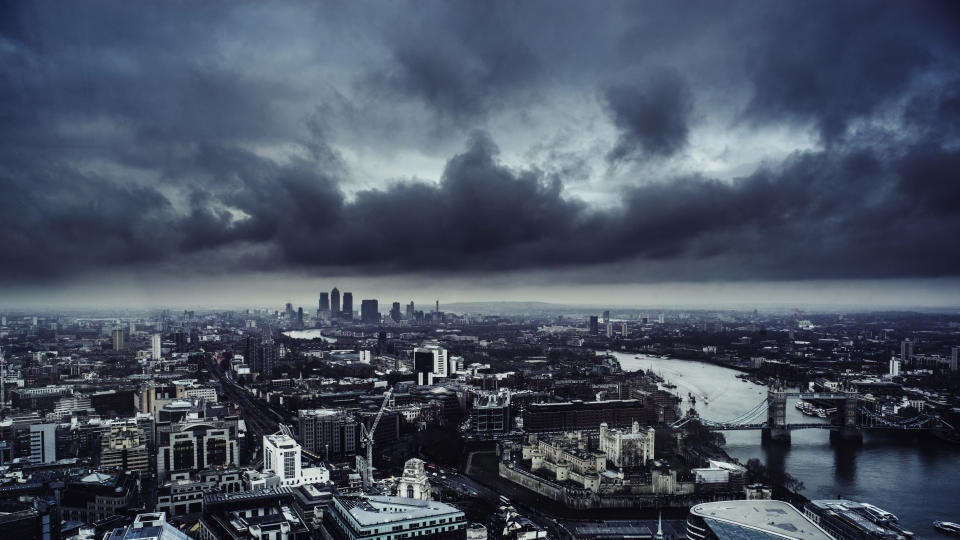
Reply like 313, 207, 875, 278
603, 68, 693, 160
0, 0, 959, 286
740, 1, 957, 142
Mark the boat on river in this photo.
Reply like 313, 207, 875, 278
934, 521, 960, 535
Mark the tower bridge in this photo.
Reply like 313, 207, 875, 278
670, 384, 955, 444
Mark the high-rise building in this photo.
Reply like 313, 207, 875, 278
888, 357, 901, 377
361, 299, 379, 324
331, 287, 341, 318
245, 335, 260, 372
603, 310, 611, 323
261, 433, 329, 487
259, 342, 277, 379
406, 301, 415, 320
319, 292, 330, 315
175, 330, 187, 354
151, 333, 161, 360
415, 344, 448, 382
589, 316, 599, 336
112, 328, 124, 351
29, 423, 56, 464
621, 322, 629, 338
297, 409, 358, 459
951, 346, 959, 373
390, 302, 402, 322
606, 322, 614, 338
901, 339, 914, 366
297, 306, 304, 328
342, 292, 354, 320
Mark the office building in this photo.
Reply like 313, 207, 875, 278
152, 333, 162, 360
257, 433, 329, 487
589, 316, 599, 336
60, 471, 140, 524
414, 344, 448, 382
951, 346, 958, 372
687, 500, 831, 540
522, 400, 647, 432
29, 423, 57, 464
297, 409, 358, 459
325, 495, 467, 540
100, 425, 150, 473
606, 322, 614, 338
888, 357, 900, 378
175, 330, 187, 353
331, 287, 341, 318
473, 390, 511, 434
342, 292, 354, 320
602, 310, 610, 323
157, 420, 239, 479
406, 301, 415, 320
687, 500, 832, 540
319, 292, 330, 316
361, 299, 380, 324
390, 302, 402, 322
112, 328, 124, 351
104, 512, 191, 540
900, 339, 913, 365
297, 306, 304, 328
621, 322, 629, 338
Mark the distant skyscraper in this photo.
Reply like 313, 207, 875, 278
331, 288, 341, 318
901, 339, 914, 365
297, 307, 304, 329
342, 293, 353, 320
151, 334, 161, 360
112, 328, 124, 351
889, 357, 901, 377
406, 301, 415, 320
245, 335, 260, 372
621, 322, 628, 338
390, 302, 402, 322
589, 316, 599, 336
951, 346, 959, 373
361, 300, 379, 324
175, 330, 187, 354
606, 322, 614, 338
602, 310, 610, 323
319, 292, 330, 315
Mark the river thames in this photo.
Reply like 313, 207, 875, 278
612, 352, 960, 539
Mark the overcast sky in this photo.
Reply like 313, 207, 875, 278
1, 1, 959, 309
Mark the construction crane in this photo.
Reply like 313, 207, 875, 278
359, 388, 393, 490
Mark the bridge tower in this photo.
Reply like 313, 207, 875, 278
762, 382, 790, 443
832, 390, 862, 443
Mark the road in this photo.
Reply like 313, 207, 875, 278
430, 462, 567, 539
205, 355, 289, 463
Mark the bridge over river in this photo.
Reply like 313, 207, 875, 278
671, 385, 956, 443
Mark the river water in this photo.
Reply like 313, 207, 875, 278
612, 352, 960, 538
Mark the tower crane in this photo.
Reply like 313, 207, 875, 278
359, 388, 393, 490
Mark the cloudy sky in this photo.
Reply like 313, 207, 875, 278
1, 1, 959, 308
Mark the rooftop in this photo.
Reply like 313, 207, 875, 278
691, 500, 833, 540
336, 495, 463, 527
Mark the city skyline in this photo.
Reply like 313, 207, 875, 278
0, 2, 958, 307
